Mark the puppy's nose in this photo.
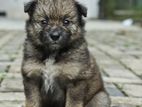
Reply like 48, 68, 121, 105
50, 31, 60, 41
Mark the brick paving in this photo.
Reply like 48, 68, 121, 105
0, 20, 142, 107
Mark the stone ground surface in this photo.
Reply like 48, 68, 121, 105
0, 19, 142, 107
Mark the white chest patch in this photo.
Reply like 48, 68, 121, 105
42, 57, 59, 93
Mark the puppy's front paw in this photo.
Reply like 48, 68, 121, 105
22, 62, 45, 79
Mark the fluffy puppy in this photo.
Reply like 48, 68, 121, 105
22, 0, 111, 107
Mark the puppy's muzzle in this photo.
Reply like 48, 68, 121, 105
49, 28, 62, 41
49, 31, 61, 41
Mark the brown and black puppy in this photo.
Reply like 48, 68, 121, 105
22, 0, 110, 107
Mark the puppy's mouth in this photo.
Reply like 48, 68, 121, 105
51, 42, 59, 47
48, 41, 61, 50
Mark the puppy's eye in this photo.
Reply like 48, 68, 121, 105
63, 19, 70, 26
41, 20, 48, 25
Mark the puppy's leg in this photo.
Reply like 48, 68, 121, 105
22, 59, 45, 79
65, 82, 85, 107
87, 91, 110, 107
94, 91, 110, 107
24, 79, 42, 107
22, 58, 45, 107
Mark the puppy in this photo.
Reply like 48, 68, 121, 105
22, 0, 110, 107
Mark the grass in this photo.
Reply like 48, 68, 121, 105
0, 72, 7, 83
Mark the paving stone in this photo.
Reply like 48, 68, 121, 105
0, 73, 23, 92
104, 77, 142, 84
0, 65, 8, 73
0, 54, 11, 61
0, 32, 16, 48
7, 51, 23, 74
124, 50, 142, 56
117, 84, 142, 98
0, 102, 23, 107
133, 70, 142, 78
104, 83, 124, 97
0, 62, 12, 67
0, 92, 24, 102
121, 59, 142, 78
103, 68, 139, 79
121, 59, 142, 70
111, 96, 142, 106
111, 104, 136, 107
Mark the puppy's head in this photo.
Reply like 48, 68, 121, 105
25, 0, 87, 51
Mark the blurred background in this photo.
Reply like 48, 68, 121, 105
1, 0, 142, 20
0, 0, 142, 107
0, 0, 142, 29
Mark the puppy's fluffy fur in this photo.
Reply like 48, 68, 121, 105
22, 0, 110, 107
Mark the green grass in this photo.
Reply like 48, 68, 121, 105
0, 73, 7, 82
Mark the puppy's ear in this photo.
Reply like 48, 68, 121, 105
75, 2, 87, 17
24, 1, 36, 13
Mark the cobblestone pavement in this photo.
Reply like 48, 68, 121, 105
0, 20, 142, 107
